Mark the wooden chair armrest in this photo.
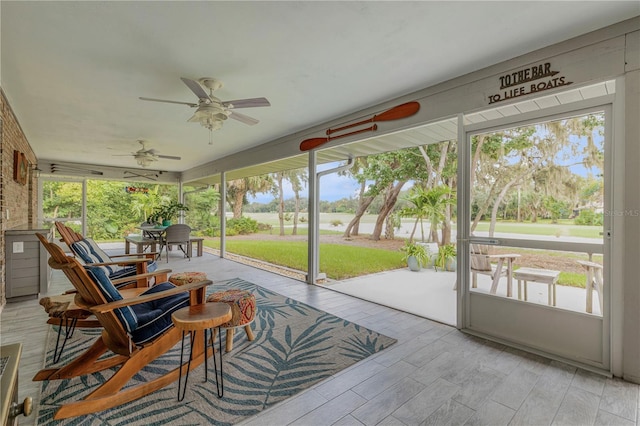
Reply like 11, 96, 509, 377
90, 280, 213, 313
577, 260, 603, 269
110, 268, 172, 286
87, 259, 149, 267
110, 253, 158, 259
118, 288, 152, 298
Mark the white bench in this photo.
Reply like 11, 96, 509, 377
514, 267, 561, 306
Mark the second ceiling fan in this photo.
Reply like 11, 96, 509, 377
140, 77, 271, 131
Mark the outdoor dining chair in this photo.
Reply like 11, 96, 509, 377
159, 224, 192, 263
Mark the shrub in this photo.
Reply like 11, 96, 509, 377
257, 222, 273, 231
227, 216, 259, 235
330, 219, 343, 227
574, 209, 603, 226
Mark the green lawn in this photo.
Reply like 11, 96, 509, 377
204, 239, 404, 280
204, 238, 594, 287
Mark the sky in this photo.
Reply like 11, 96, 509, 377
249, 162, 362, 204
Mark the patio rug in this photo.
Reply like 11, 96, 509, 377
37, 278, 396, 425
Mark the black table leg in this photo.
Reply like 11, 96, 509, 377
207, 326, 224, 398
177, 330, 196, 401
53, 317, 78, 363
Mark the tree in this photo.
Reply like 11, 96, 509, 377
129, 185, 161, 222
343, 157, 375, 237
470, 113, 605, 236
371, 180, 407, 241
284, 168, 308, 235
226, 176, 272, 219
272, 171, 286, 236
350, 149, 429, 241
42, 181, 82, 220
184, 187, 220, 231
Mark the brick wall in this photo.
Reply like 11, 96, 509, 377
1, 89, 38, 309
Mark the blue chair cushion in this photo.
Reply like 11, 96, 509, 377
85, 239, 159, 273
71, 240, 109, 269
86, 266, 138, 333
86, 268, 189, 344
73, 238, 157, 281
129, 282, 189, 345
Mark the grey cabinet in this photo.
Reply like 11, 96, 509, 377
4, 226, 51, 301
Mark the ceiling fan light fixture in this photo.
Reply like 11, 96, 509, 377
136, 156, 153, 167
201, 118, 223, 131
194, 104, 229, 121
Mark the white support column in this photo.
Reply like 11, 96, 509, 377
623, 69, 640, 383
220, 171, 226, 258
307, 151, 317, 284
456, 113, 468, 330
178, 180, 184, 224
81, 179, 87, 237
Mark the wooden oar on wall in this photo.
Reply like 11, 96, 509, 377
299, 125, 378, 152
299, 101, 421, 151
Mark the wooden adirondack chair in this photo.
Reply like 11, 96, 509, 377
35, 233, 213, 419
470, 244, 520, 297
55, 221, 157, 288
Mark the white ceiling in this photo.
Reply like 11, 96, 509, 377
2, 1, 638, 174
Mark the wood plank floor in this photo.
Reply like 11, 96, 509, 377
1, 250, 638, 425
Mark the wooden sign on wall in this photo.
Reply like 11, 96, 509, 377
487, 62, 573, 105
13, 150, 28, 185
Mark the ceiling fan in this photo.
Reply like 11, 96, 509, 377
140, 77, 271, 137
115, 140, 181, 168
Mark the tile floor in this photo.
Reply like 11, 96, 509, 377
1, 248, 638, 425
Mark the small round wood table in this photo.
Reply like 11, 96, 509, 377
171, 303, 232, 401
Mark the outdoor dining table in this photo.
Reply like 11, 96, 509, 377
137, 225, 168, 240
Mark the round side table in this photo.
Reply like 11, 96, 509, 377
171, 303, 232, 401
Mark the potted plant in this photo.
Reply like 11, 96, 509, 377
434, 243, 457, 272
148, 201, 189, 226
400, 240, 430, 272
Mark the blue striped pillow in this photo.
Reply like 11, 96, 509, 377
86, 266, 138, 333
72, 239, 114, 274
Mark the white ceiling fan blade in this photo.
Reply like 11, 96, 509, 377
228, 111, 259, 125
157, 155, 181, 160
139, 97, 198, 107
181, 77, 211, 101
223, 97, 271, 109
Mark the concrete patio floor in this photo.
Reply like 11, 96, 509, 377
326, 267, 602, 327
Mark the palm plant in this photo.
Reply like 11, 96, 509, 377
398, 185, 456, 245
422, 185, 456, 246
397, 186, 431, 242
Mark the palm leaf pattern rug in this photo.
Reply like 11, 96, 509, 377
37, 278, 396, 425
